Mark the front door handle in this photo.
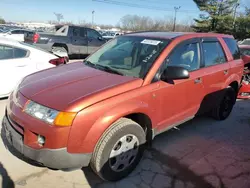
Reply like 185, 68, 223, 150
224, 70, 229, 75
194, 77, 202, 84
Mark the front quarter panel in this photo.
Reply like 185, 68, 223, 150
67, 82, 161, 153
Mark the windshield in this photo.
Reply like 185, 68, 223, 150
86, 36, 169, 78
240, 39, 250, 45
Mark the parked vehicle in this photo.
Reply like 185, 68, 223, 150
102, 32, 121, 40
0, 29, 35, 42
238, 45, 250, 99
2, 32, 244, 181
239, 38, 250, 45
0, 37, 68, 98
24, 25, 106, 56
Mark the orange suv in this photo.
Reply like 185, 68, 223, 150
2, 32, 244, 181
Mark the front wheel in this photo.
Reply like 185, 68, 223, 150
211, 87, 236, 120
90, 118, 146, 181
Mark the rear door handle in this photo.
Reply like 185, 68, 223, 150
194, 77, 202, 84
224, 70, 229, 75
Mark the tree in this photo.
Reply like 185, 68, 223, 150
192, 0, 238, 32
0, 17, 5, 24
54, 12, 64, 23
119, 14, 192, 32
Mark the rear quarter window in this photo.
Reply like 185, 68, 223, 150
223, 38, 241, 60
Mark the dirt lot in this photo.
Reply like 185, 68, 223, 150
1, 98, 250, 188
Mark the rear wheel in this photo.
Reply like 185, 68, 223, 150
211, 87, 236, 120
90, 118, 146, 181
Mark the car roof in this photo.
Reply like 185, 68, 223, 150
126, 31, 233, 40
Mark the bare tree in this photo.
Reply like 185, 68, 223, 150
119, 14, 192, 32
54, 12, 64, 23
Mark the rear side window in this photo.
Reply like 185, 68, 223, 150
202, 41, 226, 67
80, 28, 86, 37
223, 38, 240, 60
0, 45, 14, 60
14, 48, 28, 58
72, 28, 80, 36
11, 30, 21, 34
0, 45, 27, 60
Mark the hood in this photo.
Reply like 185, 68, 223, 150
20, 62, 142, 112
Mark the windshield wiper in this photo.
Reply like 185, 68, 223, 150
84, 60, 124, 76
83, 60, 96, 67
96, 64, 124, 76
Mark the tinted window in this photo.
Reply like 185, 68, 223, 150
202, 42, 226, 67
223, 38, 240, 59
0, 45, 14, 59
72, 28, 80, 36
80, 28, 86, 37
167, 43, 200, 71
14, 48, 27, 58
11, 30, 21, 34
87, 29, 101, 39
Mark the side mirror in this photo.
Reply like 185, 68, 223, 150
98, 36, 104, 41
161, 66, 190, 81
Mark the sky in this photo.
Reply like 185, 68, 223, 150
0, 0, 249, 25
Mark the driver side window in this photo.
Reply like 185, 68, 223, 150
167, 42, 200, 72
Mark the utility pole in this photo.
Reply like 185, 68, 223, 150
92, 10, 95, 28
233, 0, 240, 28
173, 6, 181, 32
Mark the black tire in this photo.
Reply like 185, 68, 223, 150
90, 118, 146, 181
211, 87, 236, 120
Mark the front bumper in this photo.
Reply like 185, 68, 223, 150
1, 116, 92, 170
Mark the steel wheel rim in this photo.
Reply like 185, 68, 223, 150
109, 134, 139, 172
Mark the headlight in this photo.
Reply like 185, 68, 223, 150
24, 101, 76, 126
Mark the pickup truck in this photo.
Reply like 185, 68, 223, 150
2, 32, 244, 181
24, 25, 106, 56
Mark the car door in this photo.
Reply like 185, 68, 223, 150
198, 37, 230, 110
0, 44, 32, 96
86, 29, 105, 54
155, 38, 205, 131
70, 27, 87, 54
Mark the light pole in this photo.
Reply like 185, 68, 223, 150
92, 10, 95, 28
173, 6, 181, 32
233, 0, 240, 28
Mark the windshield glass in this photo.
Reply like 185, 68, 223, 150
86, 36, 169, 78
240, 39, 250, 45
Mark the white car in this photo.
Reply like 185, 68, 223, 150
0, 37, 67, 98
0, 29, 34, 42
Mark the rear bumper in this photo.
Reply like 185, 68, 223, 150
1, 116, 92, 170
